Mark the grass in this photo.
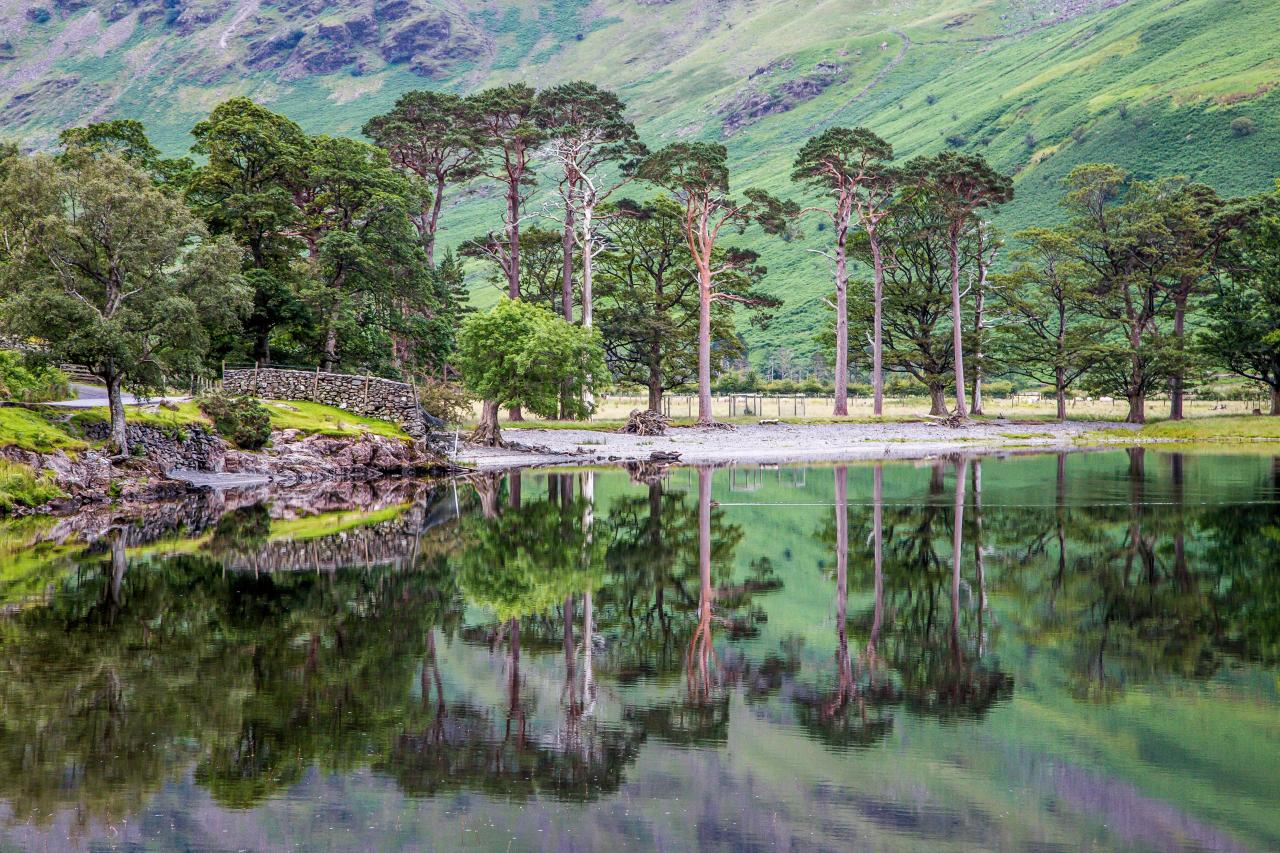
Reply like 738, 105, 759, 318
64, 398, 412, 442
0, 407, 84, 453
1136, 415, 1280, 441
0, 460, 64, 513
260, 400, 410, 439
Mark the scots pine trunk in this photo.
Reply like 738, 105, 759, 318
948, 227, 968, 418
971, 275, 986, 416
1170, 290, 1188, 420
696, 263, 714, 425
870, 230, 886, 417
833, 221, 849, 417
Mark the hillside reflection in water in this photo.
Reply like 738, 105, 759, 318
0, 449, 1277, 851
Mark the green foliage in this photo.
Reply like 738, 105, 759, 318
0, 351, 67, 403
197, 394, 272, 450
595, 198, 762, 405
456, 297, 606, 419
0, 148, 248, 451
0, 460, 62, 513
1199, 190, 1280, 411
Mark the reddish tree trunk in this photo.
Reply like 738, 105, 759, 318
696, 266, 714, 425
870, 233, 886, 417
948, 229, 968, 419
1170, 291, 1187, 420
833, 223, 849, 417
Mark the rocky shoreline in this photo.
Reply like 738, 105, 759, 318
2, 422, 456, 517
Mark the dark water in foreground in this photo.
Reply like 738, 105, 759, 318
0, 449, 1277, 852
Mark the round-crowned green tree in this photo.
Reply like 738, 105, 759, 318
456, 297, 606, 446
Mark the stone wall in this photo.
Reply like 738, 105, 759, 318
81, 421, 226, 473
222, 367, 426, 437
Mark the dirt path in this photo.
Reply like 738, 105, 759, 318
456, 419, 1133, 470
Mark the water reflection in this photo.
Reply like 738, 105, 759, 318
0, 451, 1278, 850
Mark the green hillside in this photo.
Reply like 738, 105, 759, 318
3, 0, 1277, 365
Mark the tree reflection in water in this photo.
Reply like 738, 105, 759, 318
0, 453, 1276, 839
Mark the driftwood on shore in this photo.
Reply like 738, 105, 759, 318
619, 409, 669, 436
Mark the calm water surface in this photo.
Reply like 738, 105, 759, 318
0, 449, 1277, 851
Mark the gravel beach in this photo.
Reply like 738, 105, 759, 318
455, 419, 1135, 469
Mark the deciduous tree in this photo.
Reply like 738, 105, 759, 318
456, 298, 606, 446
0, 151, 246, 454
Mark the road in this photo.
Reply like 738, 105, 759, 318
42, 383, 191, 409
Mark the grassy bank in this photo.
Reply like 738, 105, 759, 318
67, 399, 411, 442
1137, 415, 1280, 441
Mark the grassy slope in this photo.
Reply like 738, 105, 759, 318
5, 0, 1278, 365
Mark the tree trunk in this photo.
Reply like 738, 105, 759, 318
971, 284, 985, 416
561, 190, 576, 323
1055, 366, 1068, 422
471, 399, 503, 446
1126, 390, 1146, 425
1271, 386, 1280, 415
833, 223, 849, 417
929, 383, 949, 416
426, 174, 446, 267
696, 267, 714, 425
648, 358, 662, 413
1170, 291, 1187, 420
105, 366, 129, 457
948, 231, 968, 419
253, 332, 271, 366
581, 203, 595, 329
321, 311, 339, 373
870, 232, 886, 417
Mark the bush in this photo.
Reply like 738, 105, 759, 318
0, 460, 63, 513
945, 133, 968, 148
0, 351, 69, 403
198, 393, 271, 450
1231, 117, 1257, 138
983, 380, 1015, 397
415, 378, 471, 425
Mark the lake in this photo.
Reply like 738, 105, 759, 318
0, 449, 1276, 851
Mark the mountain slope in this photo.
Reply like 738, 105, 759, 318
3, 0, 1278, 365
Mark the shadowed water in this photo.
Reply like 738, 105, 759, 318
0, 449, 1277, 851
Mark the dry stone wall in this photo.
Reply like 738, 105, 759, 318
223, 368, 427, 437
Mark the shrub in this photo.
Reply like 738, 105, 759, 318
0, 351, 69, 403
415, 378, 471, 425
983, 380, 1015, 398
945, 133, 968, 148
198, 393, 271, 449
0, 460, 63, 513
1024, 132, 1038, 149
1231, 117, 1257, 138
